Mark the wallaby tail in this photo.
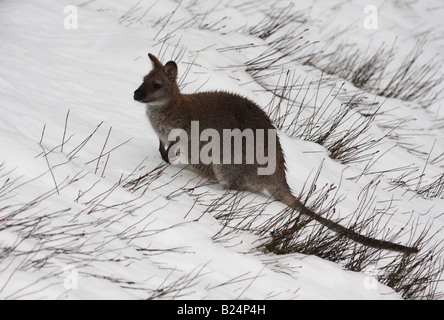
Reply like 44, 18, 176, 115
275, 190, 419, 254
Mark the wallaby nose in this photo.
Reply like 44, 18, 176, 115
134, 90, 145, 101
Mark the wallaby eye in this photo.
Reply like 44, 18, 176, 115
153, 83, 161, 89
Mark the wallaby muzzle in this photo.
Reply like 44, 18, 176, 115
134, 89, 145, 101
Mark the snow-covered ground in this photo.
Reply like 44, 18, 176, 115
0, 0, 443, 300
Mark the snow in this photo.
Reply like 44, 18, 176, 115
0, 0, 443, 300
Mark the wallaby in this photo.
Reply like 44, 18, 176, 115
134, 53, 418, 254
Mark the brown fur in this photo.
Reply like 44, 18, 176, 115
134, 53, 418, 254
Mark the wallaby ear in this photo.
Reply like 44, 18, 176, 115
148, 53, 163, 70
163, 61, 178, 82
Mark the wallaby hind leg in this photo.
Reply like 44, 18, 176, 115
213, 164, 264, 192
266, 180, 296, 207
190, 163, 217, 180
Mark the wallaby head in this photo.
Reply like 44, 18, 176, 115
134, 53, 179, 107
